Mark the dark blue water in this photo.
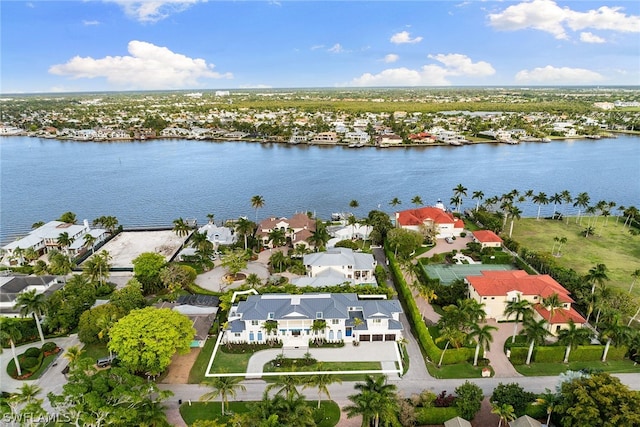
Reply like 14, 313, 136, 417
1, 136, 639, 244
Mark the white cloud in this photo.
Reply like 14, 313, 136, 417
580, 32, 605, 44
383, 54, 399, 63
83, 20, 100, 26
310, 45, 325, 51
106, 0, 204, 23
49, 40, 232, 90
390, 31, 423, 44
515, 65, 604, 84
489, 0, 640, 40
328, 44, 344, 54
349, 54, 494, 87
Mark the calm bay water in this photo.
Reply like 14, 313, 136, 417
1, 136, 639, 244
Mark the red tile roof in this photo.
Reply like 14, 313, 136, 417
396, 206, 464, 229
467, 270, 574, 304
533, 304, 586, 324
472, 230, 503, 243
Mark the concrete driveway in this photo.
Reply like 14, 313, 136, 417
195, 261, 270, 292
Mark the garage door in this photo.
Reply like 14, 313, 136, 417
385, 334, 396, 341
372, 334, 383, 341
359, 335, 370, 341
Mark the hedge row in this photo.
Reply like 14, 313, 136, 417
386, 248, 473, 365
415, 406, 460, 425
509, 344, 628, 365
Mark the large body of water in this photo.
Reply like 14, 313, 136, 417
1, 135, 639, 244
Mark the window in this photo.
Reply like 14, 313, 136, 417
251, 320, 259, 326
331, 319, 339, 325
268, 312, 275, 319
234, 333, 241, 337
491, 297, 495, 300
372, 319, 381, 324
316, 312, 323, 319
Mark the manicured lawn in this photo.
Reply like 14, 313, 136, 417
209, 347, 253, 374
179, 400, 340, 426
510, 218, 640, 296
263, 360, 383, 382
80, 342, 110, 361
514, 359, 640, 376
426, 361, 493, 379
7, 352, 59, 380
188, 337, 217, 383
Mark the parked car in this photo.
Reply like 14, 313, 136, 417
445, 237, 454, 244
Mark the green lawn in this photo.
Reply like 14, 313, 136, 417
514, 359, 640, 376
80, 342, 110, 361
208, 347, 254, 374
189, 338, 217, 383
179, 400, 341, 426
7, 352, 59, 380
426, 361, 493, 379
263, 360, 383, 382
510, 217, 640, 296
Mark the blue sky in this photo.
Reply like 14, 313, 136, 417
1, 0, 639, 93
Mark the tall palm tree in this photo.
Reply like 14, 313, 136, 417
491, 403, 515, 427
560, 190, 572, 223
200, 376, 247, 415
267, 228, 286, 248
472, 190, 484, 212
251, 195, 265, 222
349, 199, 359, 210
190, 231, 212, 252
549, 193, 563, 217
303, 370, 342, 408
350, 375, 398, 427
411, 195, 423, 207
522, 317, 550, 365
556, 236, 568, 256
436, 324, 466, 367
573, 192, 590, 224
504, 296, 532, 344
459, 298, 487, 327
269, 250, 288, 273
235, 217, 255, 251
172, 217, 190, 237
266, 375, 301, 399
542, 292, 564, 332
63, 345, 84, 369
532, 192, 549, 220
452, 183, 468, 212
345, 389, 378, 427
469, 323, 497, 366
389, 197, 402, 209
535, 389, 558, 427
83, 233, 97, 254
56, 232, 74, 254
206, 213, 215, 224
14, 289, 47, 343
1, 319, 23, 376
557, 320, 592, 363
600, 317, 633, 362
586, 263, 609, 295
508, 205, 522, 238
308, 223, 330, 251
83, 250, 112, 288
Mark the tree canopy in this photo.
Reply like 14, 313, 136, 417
108, 307, 195, 376
132, 252, 167, 294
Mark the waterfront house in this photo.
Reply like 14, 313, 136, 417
225, 293, 403, 348
197, 223, 237, 247
472, 230, 503, 249
291, 247, 376, 288
466, 270, 585, 335
395, 206, 464, 239
257, 213, 316, 249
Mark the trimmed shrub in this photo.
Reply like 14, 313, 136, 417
415, 407, 460, 425
525, 402, 547, 419
508, 347, 529, 365
533, 346, 565, 363
42, 342, 57, 353
24, 347, 41, 358
21, 356, 40, 370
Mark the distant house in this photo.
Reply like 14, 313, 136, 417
225, 293, 403, 348
327, 223, 373, 244
257, 213, 316, 249
395, 205, 464, 239
472, 230, 503, 249
299, 247, 377, 287
155, 295, 219, 347
197, 223, 237, 247
0, 275, 62, 318
1, 220, 108, 264
466, 270, 585, 335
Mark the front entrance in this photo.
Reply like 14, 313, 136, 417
346, 327, 352, 337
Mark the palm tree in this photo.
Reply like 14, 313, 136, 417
418, 284, 438, 304
63, 345, 84, 369
56, 232, 74, 254
628, 269, 640, 294
542, 292, 564, 332
389, 197, 402, 209
303, 370, 342, 409
470, 323, 497, 366
556, 236, 568, 256
172, 217, 190, 237
266, 374, 301, 399
269, 250, 288, 273
561, 190, 572, 223
190, 231, 212, 253
31, 221, 45, 229
345, 389, 378, 427
522, 317, 550, 365
14, 289, 47, 343
557, 320, 592, 363
83, 250, 112, 288
532, 192, 549, 220
350, 375, 398, 427
411, 195, 423, 207
245, 273, 262, 288
83, 233, 97, 254
459, 298, 487, 327
504, 296, 532, 344
436, 324, 466, 367
549, 193, 563, 217
508, 205, 522, 238
200, 376, 247, 415
349, 199, 359, 210
535, 389, 558, 427
623, 206, 639, 228
268, 228, 286, 248
308, 223, 330, 251
573, 192, 590, 224
235, 217, 255, 251
1, 319, 23, 376
600, 317, 633, 362
262, 320, 278, 345
472, 190, 484, 212
251, 195, 265, 222
586, 263, 609, 295
452, 183, 468, 212
491, 403, 516, 427
206, 213, 215, 224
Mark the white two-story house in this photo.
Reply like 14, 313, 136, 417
292, 247, 376, 288
225, 293, 403, 348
